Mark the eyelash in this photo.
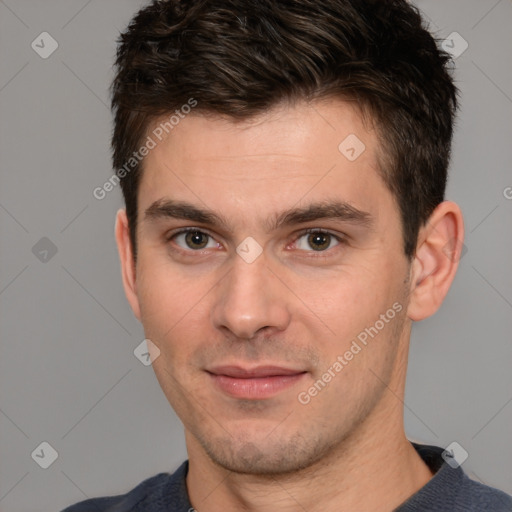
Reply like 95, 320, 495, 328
165, 227, 347, 258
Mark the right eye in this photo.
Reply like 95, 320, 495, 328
166, 228, 219, 251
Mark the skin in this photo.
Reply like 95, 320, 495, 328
115, 98, 464, 512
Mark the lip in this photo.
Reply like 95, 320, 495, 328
208, 365, 305, 378
207, 365, 307, 399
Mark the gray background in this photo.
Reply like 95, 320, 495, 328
0, 1, 511, 510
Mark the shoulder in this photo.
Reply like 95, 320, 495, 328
456, 473, 512, 511
60, 461, 190, 512
401, 443, 512, 511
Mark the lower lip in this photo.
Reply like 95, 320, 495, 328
208, 372, 307, 399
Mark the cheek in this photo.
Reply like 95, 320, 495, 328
295, 264, 389, 330
136, 258, 209, 357
296, 261, 405, 372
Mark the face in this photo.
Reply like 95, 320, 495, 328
120, 98, 414, 475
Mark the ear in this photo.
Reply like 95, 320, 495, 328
115, 208, 142, 322
407, 201, 465, 321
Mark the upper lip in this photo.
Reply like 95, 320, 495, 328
207, 365, 306, 378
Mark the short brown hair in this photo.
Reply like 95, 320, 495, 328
110, 0, 458, 263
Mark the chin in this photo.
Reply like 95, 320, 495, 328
198, 430, 331, 476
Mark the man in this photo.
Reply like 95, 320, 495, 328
63, 0, 512, 510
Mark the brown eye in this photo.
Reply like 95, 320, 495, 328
169, 229, 216, 251
295, 230, 341, 252
307, 232, 331, 251
184, 230, 209, 249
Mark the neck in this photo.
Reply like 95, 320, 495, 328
185, 395, 433, 512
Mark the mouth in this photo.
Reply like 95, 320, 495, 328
206, 365, 308, 400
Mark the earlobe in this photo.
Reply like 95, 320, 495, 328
114, 208, 142, 322
406, 201, 465, 322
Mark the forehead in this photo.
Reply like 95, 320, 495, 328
144, 97, 376, 164
137, 98, 393, 231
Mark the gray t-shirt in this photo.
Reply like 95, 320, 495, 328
61, 442, 512, 511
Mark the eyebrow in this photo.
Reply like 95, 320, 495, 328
143, 198, 374, 232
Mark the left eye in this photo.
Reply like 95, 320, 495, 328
295, 230, 341, 252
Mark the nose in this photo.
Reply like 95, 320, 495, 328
211, 250, 291, 340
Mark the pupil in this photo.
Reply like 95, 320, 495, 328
186, 231, 208, 249
309, 233, 329, 251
